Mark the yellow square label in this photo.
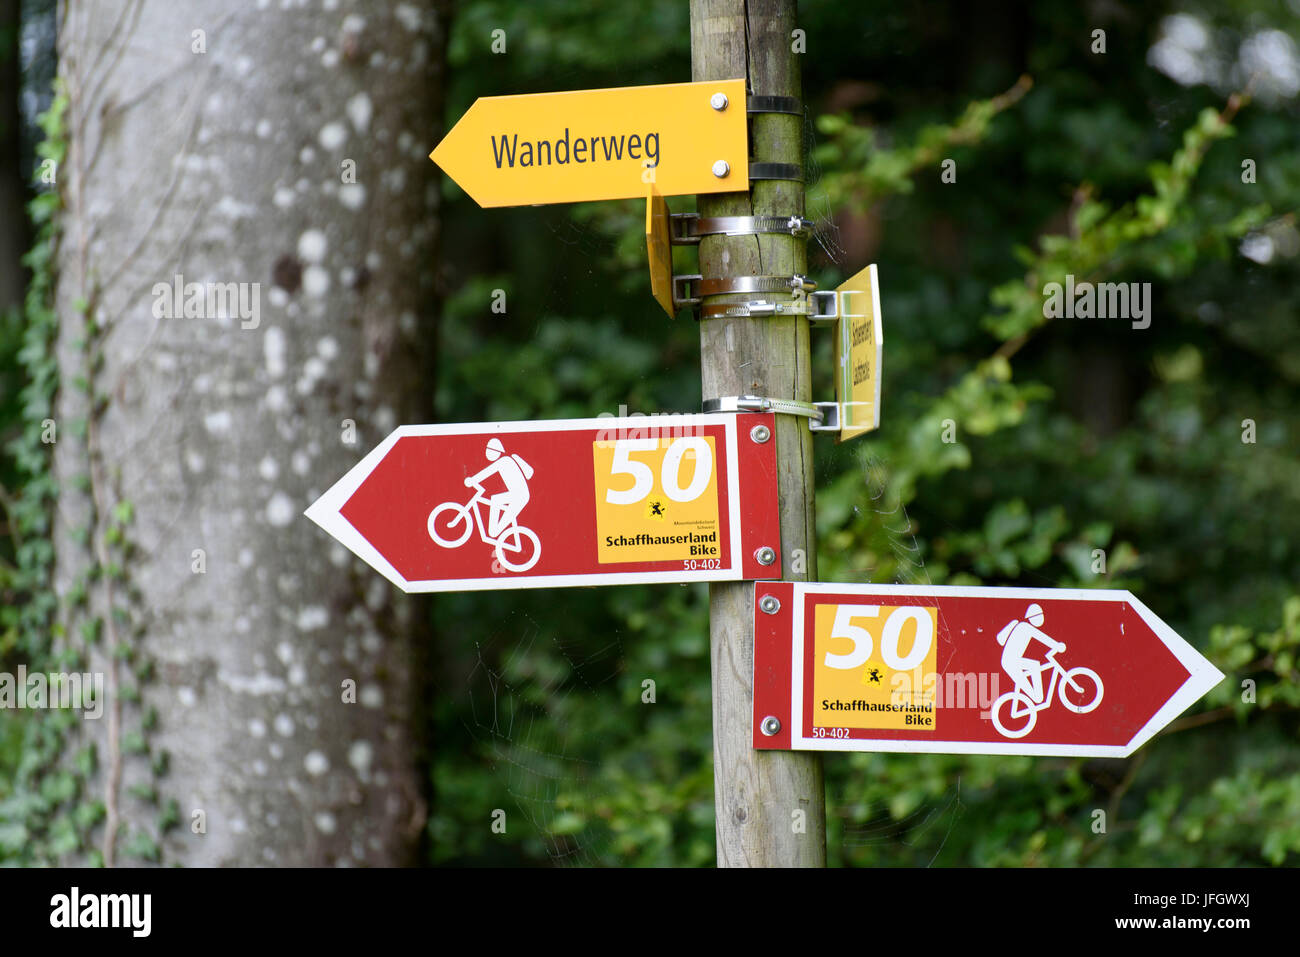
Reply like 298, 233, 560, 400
646, 192, 675, 318
592, 436, 721, 564
833, 264, 882, 442
812, 603, 938, 731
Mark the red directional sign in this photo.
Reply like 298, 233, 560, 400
305, 413, 781, 592
753, 582, 1223, 758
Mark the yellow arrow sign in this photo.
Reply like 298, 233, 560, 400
833, 264, 883, 442
431, 79, 749, 208
646, 191, 675, 317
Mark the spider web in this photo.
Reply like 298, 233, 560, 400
838, 778, 965, 867
457, 617, 631, 867
801, 105, 848, 267
822, 451, 969, 867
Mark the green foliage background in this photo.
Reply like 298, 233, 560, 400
1, 0, 1297, 866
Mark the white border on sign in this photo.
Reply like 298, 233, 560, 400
787, 581, 1224, 758
724, 419, 742, 576
304, 413, 755, 593
867, 263, 883, 430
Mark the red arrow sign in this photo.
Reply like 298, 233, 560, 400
305, 413, 781, 592
753, 582, 1223, 757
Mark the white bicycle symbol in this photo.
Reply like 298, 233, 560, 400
426, 480, 541, 573
990, 648, 1103, 739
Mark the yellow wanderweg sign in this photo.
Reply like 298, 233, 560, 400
430, 79, 748, 208
646, 191, 674, 317
833, 264, 883, 441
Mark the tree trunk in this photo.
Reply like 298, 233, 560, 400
52, 0, 446, 866
0, 0, 26, 311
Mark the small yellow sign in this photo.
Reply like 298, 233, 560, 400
431, 79, 749, 208
832, 264, 883, 442
812, 603, 937, 731
646, 191, 674, 317
592, 435, 721, 564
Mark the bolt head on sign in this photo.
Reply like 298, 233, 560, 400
304, 414, 781, 592
429, 79, 748, 207
752, 582, 1224, 757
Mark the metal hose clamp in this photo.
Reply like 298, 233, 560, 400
670, 213, 814, 244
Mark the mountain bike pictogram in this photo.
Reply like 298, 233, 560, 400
427, 439, 541, 572
990, 604, 1103, 738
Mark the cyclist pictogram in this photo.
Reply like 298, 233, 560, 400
990, 604, 1103, 738
427, 439, 541, 572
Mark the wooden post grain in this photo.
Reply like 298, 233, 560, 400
691, 0, 827, 867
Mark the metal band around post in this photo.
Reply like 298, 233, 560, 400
703, 396, 840, 434
748, 162, 803, 182
703, 395, 825, 424
695, 275, 816, 298
700, 299, 800, 319
747, 95, 802, 115
670, 213, 814, 244
699, 292, 835, 320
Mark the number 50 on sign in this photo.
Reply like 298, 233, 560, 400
816, 604, 939, 731
593, 435, 721, 564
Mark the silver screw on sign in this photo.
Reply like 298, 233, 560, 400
750, 424, 771, 444
712, 159, 730, 178
754, 546, 776, 566
758, 595, 781, 615
760, 716, 781, 736
711, 92, 729, 111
